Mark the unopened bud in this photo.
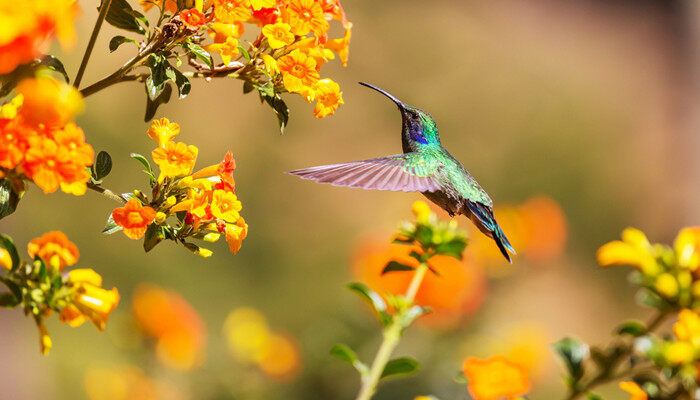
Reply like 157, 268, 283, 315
155, 212, 167, 224
203, 233, 220, 242
165, 196, 177, 207
196, 248, 213, 258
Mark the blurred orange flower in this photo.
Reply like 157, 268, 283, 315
462, 355, 531, 400
0, 0, 78, 74
60, 269, 120, 331
132, 284, 206, 370
112, 199, 157, 240
16, 77, 84, 128
0, 248, 11, 270
619, 381, 648, 400
84, 365, 182, 400
352, 237, 486, 326
223, 307, 301, 380
27, 230, 79, 271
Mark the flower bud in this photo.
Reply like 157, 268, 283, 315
203, 233, 220, 242
664, 341, 695, 365
196, 247, 213, 258
655, 273, 679, 298
165, 196, 177, 208
155, 212, 167, 224
411, 201, 432, 224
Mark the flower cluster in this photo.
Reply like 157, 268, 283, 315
0, 77, 91, 198
0, 0, 77, 74
223, 307, 301, 380
0, 231, 119, 355
107, 118, 247, 257
132, 284, 206, 370
124, 0, 350, 124
597, 227, 700, 307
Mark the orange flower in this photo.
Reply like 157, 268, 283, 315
27, 231, 79, 271
210, 189, 242, 222
53, 122, 94, 165
208, 21, 245, 41
213, 0, 252, 24
251, 0, 275, 10
180, 8, 212, 28
313, 79, 343, 118
277, 49, 320, 94
0, 0, 78, 74
112, 199, 157, 240
283, 0, 328, 36
0, 116, 34, 169
224, 217, 248, 254
132, 284, 206, 370
258, 334, 301, 381
462, 356, 531, 400
353, 237, 486, 326
146, 117, 180, 147
23, 136, 83, 193
619, 381, 648, 400
152, 141, 198, 180
262, 22, 295, 49
325, 28, 351, 66
518, 196, 567, 263
60, 269, 120, 331
16, 77, 84, 128
205, 36, 240, 65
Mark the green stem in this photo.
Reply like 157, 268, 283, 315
74, 0, 114, 88
565, 310, 671, 400
355, 262, 429, 400
86, 182, 127, 204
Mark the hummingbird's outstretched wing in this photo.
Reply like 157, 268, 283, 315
287, 153, 442, 192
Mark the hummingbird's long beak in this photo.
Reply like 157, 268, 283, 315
358, 82, 405, 110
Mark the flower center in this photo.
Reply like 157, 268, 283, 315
47, 159, 56, 168
302, 10, 311, 19
169, 154, 179, 162
292, 64, 305, 76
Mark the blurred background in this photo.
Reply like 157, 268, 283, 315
2, 0, 700, 399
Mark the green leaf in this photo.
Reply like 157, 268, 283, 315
102, 214, 123, 234
414, 225, 433, 246
243, 81, 255, 94
586, 393, 604, 400
188, 43, 214, 68
0, 292, 19, 308
401, 305, 431, 327
330, 343, 358, 363
0, 234, 20, 272
144, 81, 173, 121
381, 357, 420, 378
145, 54, 168, 100
552, 337, 589, 383
0, 277, 22, 303
436, 240, 467, 260
238, 44, 250, 61
39, 55, 69, 82
35, 256, 47, 280
0, 179, 21, 220
130, 153, 153, 174
616, 320, 647, 337
143, 224, 165, 252
381, 260, 415, 275
104, 0, 146, 34
453, 371, 468, 384
262, 94, 289, 133
392, 236, 414, 245
170, 66, 191, 98
109, 35, 137, 52
93, 151, 113, 180
347, 282, 391, 325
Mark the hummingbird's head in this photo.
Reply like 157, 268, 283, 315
358, 82, 439, 145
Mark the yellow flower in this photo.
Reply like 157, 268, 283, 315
674, 309, 700, 347
674, 227, 700, 270
462, 355, 531, 400
283, 0, 328, 36
147, 117, 180, 147
654, 272, 679, 298
225, 217, 248, 254
325, 28, 351, 66
262, 22, 295, 49
277, 50, 319, 94
213, 0, 251, 23
209, 21, 245, 41
251, 0, 274, 10
223, 307, 271, 362
262, 54, 279, 75
619, 382, 647, 400
205, 36, 240, 65
664, 341, 695, 365
170, 178, 212, 218
210, 189, 242, 222
596, 227, 660, 276
152, 141, 198, 180
0, 94, 23, 119
412, 200, 432, 224
61, 269, 120, 331
17, 77, 83, 127
0, 248, 11, 270
312, 79, 343, 118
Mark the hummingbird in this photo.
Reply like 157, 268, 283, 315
288, 82, 515, 262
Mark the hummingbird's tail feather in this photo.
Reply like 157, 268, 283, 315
464, 200, 516, 263
287, 155, 442, 193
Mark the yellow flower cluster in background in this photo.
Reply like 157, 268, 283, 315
223, 307, 301, 380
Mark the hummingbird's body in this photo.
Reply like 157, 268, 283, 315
289, 82, 515, 262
